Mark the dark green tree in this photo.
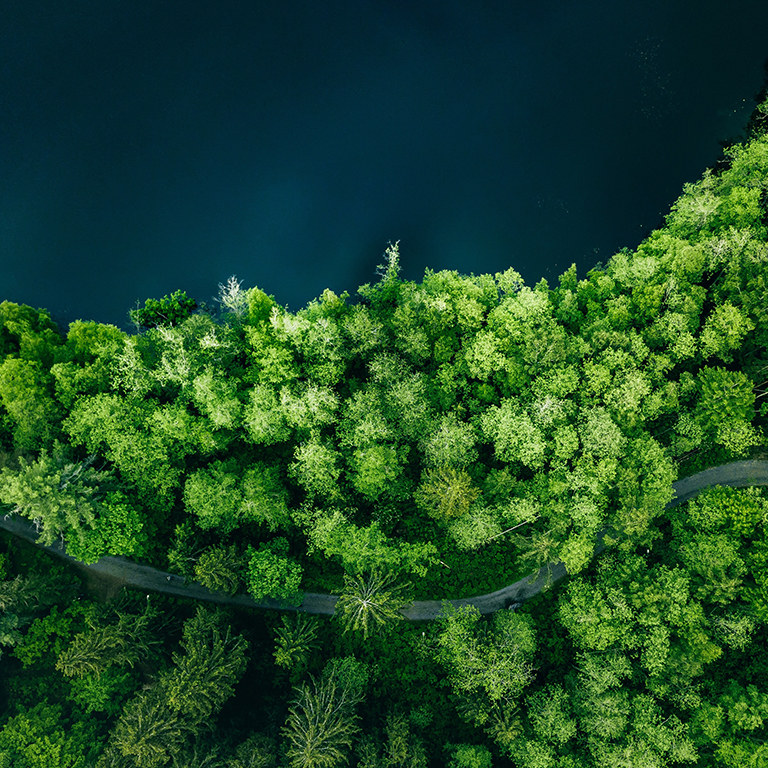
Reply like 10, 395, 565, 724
129, 290, 198, 330
282, 657, 369, 768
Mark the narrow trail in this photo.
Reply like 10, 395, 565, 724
2, 460, 768, 620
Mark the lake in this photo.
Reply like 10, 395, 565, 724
2, 0, 768, 329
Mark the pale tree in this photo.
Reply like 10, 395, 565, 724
335, 569, 413, 640
217, 275, 250, 317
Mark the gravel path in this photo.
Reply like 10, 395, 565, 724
3, 459, 768, 621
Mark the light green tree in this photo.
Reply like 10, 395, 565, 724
435, 605, 536, 725
246, 538, 304, 605
414, 466, 481, 522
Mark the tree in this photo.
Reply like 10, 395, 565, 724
435, 605, 536, 724
694, 366, 760, 455
183, 461, 243, 534
246, 538, 304, 605
699, 302, 755, 363
56, 607, 160, 679
305, 510, 439, 578
0, 702, 102, 768
193, 544, 243, 595
289, 438, 343, 502
104, 686, 193, 768
273, 613, 320, 673
444, 743, 493, 768
334, 569, 413, 639
162, 606, 249, 725
129, 290, 197, 330
228, 733, 278, 768
478, 399, 546, 469
282, 657, 369, 768
414, 466, 481, 522
0, 357, 61, 450
0, 448, 113, 548
66, 666, 140, 717
66, 490, 148, 564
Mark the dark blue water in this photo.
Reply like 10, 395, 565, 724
2, 0, 768, 329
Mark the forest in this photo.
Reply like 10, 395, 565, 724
1, 93, 768, 767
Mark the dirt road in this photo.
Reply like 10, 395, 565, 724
2, 459, 767, 620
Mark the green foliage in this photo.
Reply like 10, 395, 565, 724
66, 490, 148, 564
305, 509, 439, 578
273, 613, 320, 673
66, 666, 140, 716
0, 358, 61, 451
558, 554, 721, 691
130, 290, 198, 329
414, 467, 481, 522
56, 606, 160, 678
0, 702, 102, 768
435, 605, 536, 724
162, 607, 248, 725
193, 544, 242, 595
102, 685, 192, 768
334, 569, 413, 639
228, 732, 278, 768
695, 366, 760, 455
0, 448, 111, 547
282, 657, 369, 768
13, 601, 93, 669
246, 537, 304, 605
444, 743, 493, 768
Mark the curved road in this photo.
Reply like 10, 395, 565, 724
2, 460, 768, 621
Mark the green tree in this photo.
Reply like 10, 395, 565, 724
103, 686, 192, 768
273, 613, 320, 674
699, 302, 755, 363
227, 732, 278, 768
246, 538, 304, 605
0, 448, 116, 549
0, 357, 61, 450
193, 544, 242, 595
334, 569, 413, 639
444, 743, 493, 768
66, 666, 140, 717
289, 438, 343, 502
305, 510, 439, 578
694, 366, 760, 455
162, 606, 249, 725
282, 657, 369, 768
66, 490, 148, 564
183, 460, 243, 534
0, 702, 102, 768
56, 607, 160, 679
129, 290, 198, 330
414, 466, 481, 522
435, 605, 536, 725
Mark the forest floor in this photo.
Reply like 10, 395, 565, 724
2, 459, 768, 620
